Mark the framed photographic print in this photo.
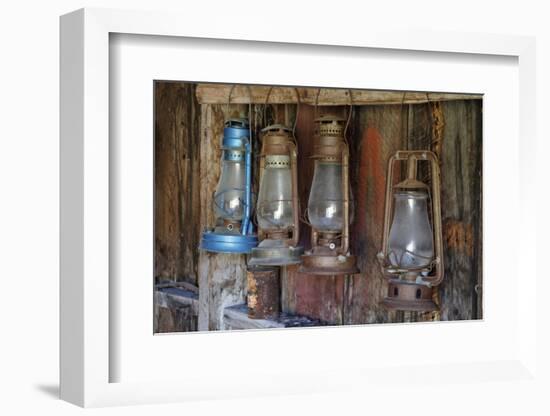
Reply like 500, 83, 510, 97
153, 80, 482, 333
60, 7, 539, 408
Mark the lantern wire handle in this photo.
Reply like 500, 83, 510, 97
262, 87, 300, 145
343, 89, 353, 146
400, 91, 407, 150
225, 84, 236, 119
314, 88, 321, 115
263, 86, 273, 125
292, 88, 300, 145
314, 88, 321, 135
225, 83, 253, 142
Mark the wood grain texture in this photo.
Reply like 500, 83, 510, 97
437, 100, 483, 321
345, 104, 408, 324
196, 84, 482, 106
281, 101, 482, 324
154, 81, 201, 284
154, 287, 199, 332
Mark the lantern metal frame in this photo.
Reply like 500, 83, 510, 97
299, 107, 358, 276
199, 86, 258, 254
377, 150, 444, 311
248, 122, 304, 266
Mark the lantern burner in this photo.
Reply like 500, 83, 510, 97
300, 251, 358, 276
381, 280, 438, 312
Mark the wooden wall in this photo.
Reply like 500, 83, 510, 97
154, 82, 201, 285
154, 82, 483, 329
281, 101, 482, 324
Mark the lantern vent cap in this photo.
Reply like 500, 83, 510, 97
315, 114, 345, 137
225, 118, 249, 129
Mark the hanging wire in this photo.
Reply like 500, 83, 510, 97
425, 91, 444, 321
292, 88, 300, 144
263, 86, 273, 125
343, 89, 353, 146
400, 91, 408, 152
314, 87, 321, 119
225, 84, 236, 119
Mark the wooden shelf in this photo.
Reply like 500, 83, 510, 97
223, 304, 325, 330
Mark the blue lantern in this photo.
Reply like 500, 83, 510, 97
200, 118, 258, 253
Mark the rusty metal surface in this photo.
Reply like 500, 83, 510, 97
247, 266, 280, 319
299, 253, 358, 276
381, 282, 437, 312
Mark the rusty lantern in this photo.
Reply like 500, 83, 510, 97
377, 150, 444, 311
249, 124, 304, 266
299, 115, 358, 275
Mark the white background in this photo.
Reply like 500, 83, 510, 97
1, 0, 549, 415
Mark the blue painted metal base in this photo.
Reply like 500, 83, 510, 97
200, 230, 258, 254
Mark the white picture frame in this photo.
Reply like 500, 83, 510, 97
60, 7, 539, 408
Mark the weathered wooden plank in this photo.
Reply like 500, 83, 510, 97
223, 304, 325, 330
196, 84, 482, 106
437, 100, 483, 321
344, 104, 408, 324
155, 287, 199, 316
154, 81, 201, 284
154, 287, 199, 333
155, 305, 197, 333
224, 305, 284, 330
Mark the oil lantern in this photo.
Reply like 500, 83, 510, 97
377, 150, 444, 311
299, 115, 358, 275
199, 117, 258, 253
249, 124, 303, 266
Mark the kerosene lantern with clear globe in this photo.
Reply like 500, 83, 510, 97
248, 124, 304, 265
299, 114, 358, 275
377, 150, 444, 311
199, 113, 258, 253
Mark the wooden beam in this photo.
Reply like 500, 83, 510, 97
196, 84, 482, 106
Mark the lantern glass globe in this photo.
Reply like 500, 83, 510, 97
308, 161, 344, 232
257, 161, 294, 230
388, 190, 434, 269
